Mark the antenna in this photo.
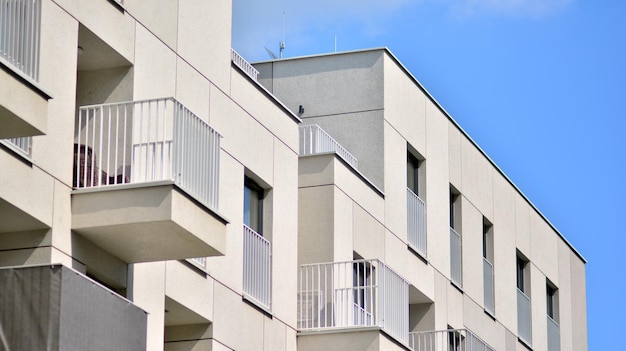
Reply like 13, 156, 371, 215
280, 11, 286, 58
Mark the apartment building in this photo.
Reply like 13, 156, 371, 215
0, 1, 587, 351
0, 0, 299, 350
254, 49, 588, 351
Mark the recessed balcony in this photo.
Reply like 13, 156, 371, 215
299, 124, 359, 169
71, 98, 226, 263
298, 259, 409, 346
409, 329, 495, 351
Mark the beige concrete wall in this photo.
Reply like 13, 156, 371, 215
569, 251, 588, 351
177, 0, 232, 91
255, 51, 386, 189
283, 49, 586, 351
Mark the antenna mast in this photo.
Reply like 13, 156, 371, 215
280, 11, 286, 58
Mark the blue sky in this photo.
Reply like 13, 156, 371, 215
232, 1, 625, 349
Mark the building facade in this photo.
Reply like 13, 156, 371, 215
254, 49, 587, 351
0, 1, 586, 351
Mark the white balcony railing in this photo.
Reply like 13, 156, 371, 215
74, 98, 221, 211
298, 259, 409, 345
0, 0, 41, 80
231, 48, 258, 81
483, 257, 494, 315
517, 288, 532, 346
243, 224, 271, 310
299, 124, 358, 169
1, 136, 31, 156
547, 315, 560, 351
450, 228, 462, 287
407, 187, 426, 256
409, 329, 495, 351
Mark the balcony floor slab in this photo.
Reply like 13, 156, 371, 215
71, 183, 226, 263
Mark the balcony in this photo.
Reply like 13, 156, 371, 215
407, 187, 426, 256
231, 48, 259, 81
547, 315, 560, 351
517, 288, 532, 346
409, 329, 495, 351
0, 136, 31, 156
0, 264, 146, 350
0, 0, 49, 138
71, 98, 226, 263
243, 224, 271, 310
299, 124, 358, 169
450, 228, 462, 287
298, 259, 409, 345
483, 257, 495, 315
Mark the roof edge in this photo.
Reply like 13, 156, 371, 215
379, 48, 587, 263
254, 47, 586, 263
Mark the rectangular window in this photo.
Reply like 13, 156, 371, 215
546, 280, 560, 351
516, 251, 532, 345
407, 149, 426, 256
407, 153, 420, 195
516, 255, 529, 293
546, 282, 559, 320
352, 260, 375, 326
447, 328, 464, 351
242, 175, 271, 310
450, 186, 462, 287
244, 177, 264, 234
483, 217, 495, 315
449, 186, 460, 230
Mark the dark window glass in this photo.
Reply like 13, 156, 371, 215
244, 178, 263, 234
516, 256, 526, 291
407, 154, 419, 195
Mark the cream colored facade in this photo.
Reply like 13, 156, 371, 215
255, 49, 588, 351
0, 0, 298, 350
0, 1, 586, 351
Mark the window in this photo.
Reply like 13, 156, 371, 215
547, 280, 560, 351
546, 282, 559, 321
242, 176, 271, 309
482, 218, 493, 262
407, 153, 421, 196
244, 177, 264, 234
483, 217, 495, 315
407, 149, 426, 255
516, 254, 529, 294
447, 328, 464, 351
516, 251, 532, 345
449, 186, 462, 287
352, 260, 374, 325
449, 187, 461, 229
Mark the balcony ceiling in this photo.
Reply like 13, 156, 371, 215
77, 25, 131, 71
0, 198, 49, 233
